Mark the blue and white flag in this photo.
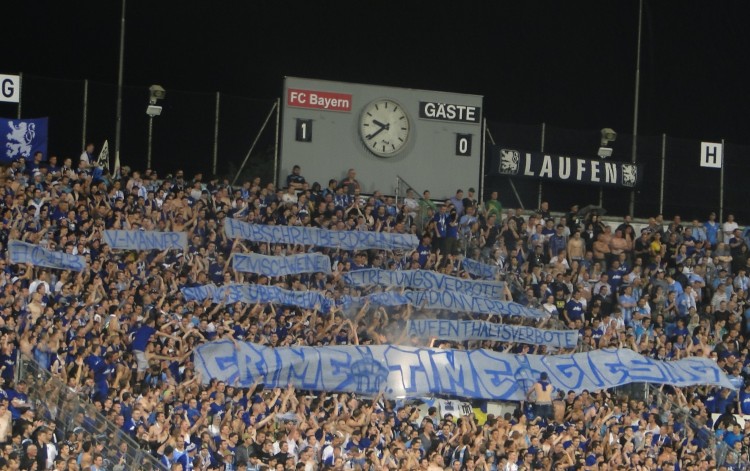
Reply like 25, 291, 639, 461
8, 240, 85, 272
1, 117, 48, 164
103, 230, 187, 251
461, 257, 500, 279
344, 269, 504, 298
406, 319, 578, 348
194, 341, 735, 401
224, 218, 418, 250
232, 252, 331, 276
342, 290, 547, 319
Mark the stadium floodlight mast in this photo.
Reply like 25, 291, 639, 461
597, 128, 616, 206
146, 85, 166, 169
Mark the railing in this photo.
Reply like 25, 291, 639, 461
17, 355, 165, 471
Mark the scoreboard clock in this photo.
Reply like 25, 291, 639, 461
281, 77, 483, 199
358, 99, 411, 158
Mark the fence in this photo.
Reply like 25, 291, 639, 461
17, 355, 165, 471
3, 74, 750, 222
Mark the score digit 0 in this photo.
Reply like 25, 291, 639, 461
456, 133, 472, 156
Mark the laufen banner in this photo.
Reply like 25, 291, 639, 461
488, 146, 643, 188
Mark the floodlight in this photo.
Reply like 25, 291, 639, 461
149, 85, 166, 104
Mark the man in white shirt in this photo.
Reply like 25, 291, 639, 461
79, 143, 95, 168
723, 214, 738, 244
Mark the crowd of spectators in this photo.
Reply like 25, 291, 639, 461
0, 148, 747, 471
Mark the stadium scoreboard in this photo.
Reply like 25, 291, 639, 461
280, 77, 483, 199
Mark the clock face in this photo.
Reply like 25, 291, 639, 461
359, 99, 410, 157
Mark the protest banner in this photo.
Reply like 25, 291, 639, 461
224, 218, 418, 250
102, 230, 187, 251
8, 240, 86, 271
213, 283, 333, 311
406, 319, 578, 348
342, 290, 547, 319
232, 252, 331, 276
344, 269, 503, 298
194, 341, 735, 401
181, 284, 219, 302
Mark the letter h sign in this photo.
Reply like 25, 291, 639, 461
700, 141, 723, 169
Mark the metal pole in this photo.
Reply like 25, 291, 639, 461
629, 0, 644, 217
114, 0, 126, 169
147, 116, 153, 169
538, 122, 546, 208
82, 79, 89, 151
234, 101, 278, 186
212, 91, 220, 176
479, 117, 486, 206
719, 139, 725, 224
273, 97, 281, 188
16, 72, 22, 119
659, 133, 666, 214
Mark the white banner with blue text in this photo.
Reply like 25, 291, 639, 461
224, 218, 419, 250
406, 319, 578, 348
344, 269, 504, 298
213, 283, 332, 310
181, 284, 219, 302
9, 240, 86, 271
103, 230, 187, 251
193, 341, 735, 401
343, 291, 547, 319
232, 252, 331, 276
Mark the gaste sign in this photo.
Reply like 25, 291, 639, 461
287, 88, 352, 112
419, 101, 481, 124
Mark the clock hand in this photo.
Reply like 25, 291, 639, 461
372, 119, 389, 129
366, 126, 387, 140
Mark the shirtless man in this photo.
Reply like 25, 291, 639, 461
527, 372, 554, 420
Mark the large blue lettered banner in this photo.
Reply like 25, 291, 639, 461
2, 117, 48, 164
406, 319, 578, 348
224, 218, 419, 250
9, 240, 85, 271
194, 341, 735, 401
343, 290, 547, 319
232, 252, 331, 276
461, 258, 500, 280
344, 269, 504, 298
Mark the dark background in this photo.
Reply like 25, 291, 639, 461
1, 1, 749, 219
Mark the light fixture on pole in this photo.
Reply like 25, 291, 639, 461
146, 85, 165, 169
597, 128, 616, 206
598, 128, 616, 158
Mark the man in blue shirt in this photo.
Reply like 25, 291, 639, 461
564, 290, 585, 326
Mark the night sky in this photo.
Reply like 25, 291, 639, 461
4, 1, 748, 141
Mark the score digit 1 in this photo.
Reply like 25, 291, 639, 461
296, 119, 313, 142
456, 134, 472, 156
